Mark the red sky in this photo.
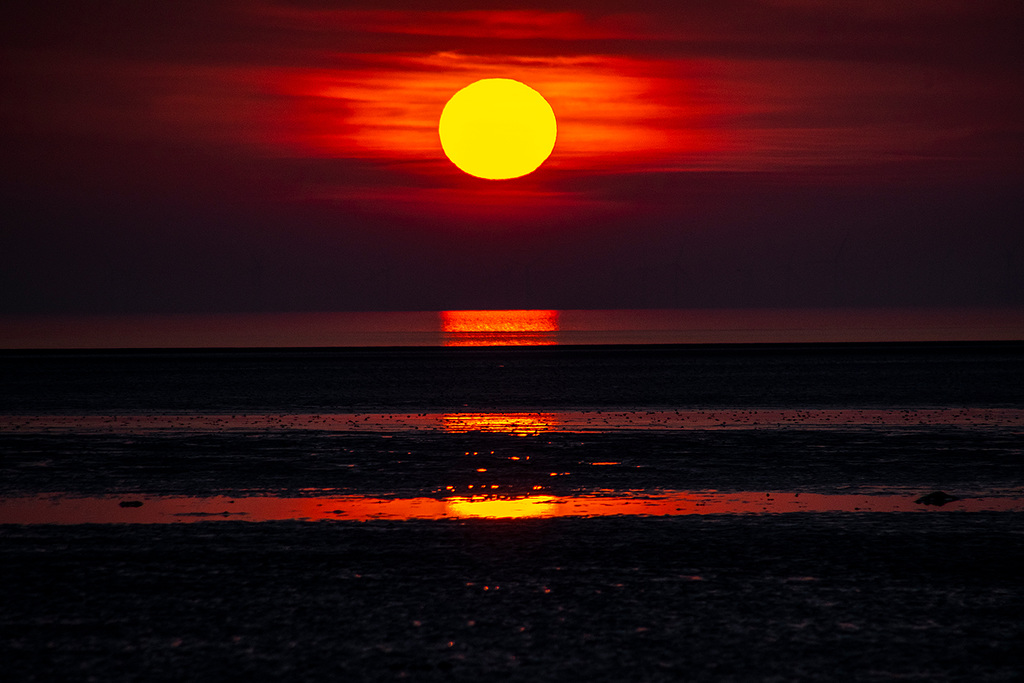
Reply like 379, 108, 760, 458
1, 0, 1022, 315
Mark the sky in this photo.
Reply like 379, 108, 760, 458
2, 0, 1022, 317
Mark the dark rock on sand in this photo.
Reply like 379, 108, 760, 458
915, 491, 959, 506
118, 500, 144, 508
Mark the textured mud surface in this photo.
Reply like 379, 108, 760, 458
3, 425, 1022, 499
2, 514, 1021, 682
3, 345, 1021, 680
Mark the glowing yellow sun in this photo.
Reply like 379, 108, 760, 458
439, 78, 557, 180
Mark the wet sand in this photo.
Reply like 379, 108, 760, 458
2, 345, 1021, 680
2, 514, 1021, 682
3, 413, 1020, 500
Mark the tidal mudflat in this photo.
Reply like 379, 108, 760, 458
3, 514, 1021, 682
2, 343, 1021, 680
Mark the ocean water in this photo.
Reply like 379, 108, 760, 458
3, 307, 1024, 348
2, 341, 1022, 522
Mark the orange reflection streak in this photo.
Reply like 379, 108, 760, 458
4, 491, 1023, 525
446, 495, 557, 519
441, 412, 558, 436
4, 408, 1023, 434
441, 309, 559, 346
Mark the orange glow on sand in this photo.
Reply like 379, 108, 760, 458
441, 310, 559, 346
441, 412, 559, 436
4, 490, 1022, 524
4, 407, 1022, 435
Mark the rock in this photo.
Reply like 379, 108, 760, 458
914, 491, 959, 506
118, 500, 144, 508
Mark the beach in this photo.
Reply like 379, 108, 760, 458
5, 0, 1022, 676
1, 342, 1022, 680
3, 515, 1021, 681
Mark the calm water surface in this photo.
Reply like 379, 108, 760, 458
3, 307, 1023, 348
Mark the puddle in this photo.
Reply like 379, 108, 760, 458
2, 490, 1021, 524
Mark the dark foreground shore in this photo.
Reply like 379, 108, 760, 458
3, 513, 1021, 682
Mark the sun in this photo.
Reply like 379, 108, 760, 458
438, 78, 557, 180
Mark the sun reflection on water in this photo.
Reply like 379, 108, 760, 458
4, 490, 1023, 524
441, 309, 559, 346
441, 412, 558, 436
445, 495, 558, 518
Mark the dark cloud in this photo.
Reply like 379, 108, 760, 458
5, 1, 1021, 67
